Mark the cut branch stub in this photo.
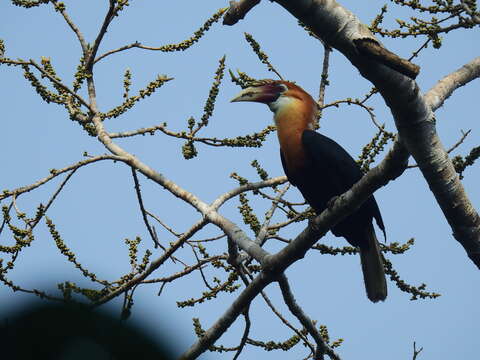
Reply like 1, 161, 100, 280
354, 38, 420, 79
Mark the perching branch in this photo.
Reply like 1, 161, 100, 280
234, 0, 480, 269
180, 137, 410, 359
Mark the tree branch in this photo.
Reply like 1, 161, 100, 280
223, 0, 261, 25
85, 0, 116, 70
278, 275, 340, 360
55, 2, 89, 55
180, 139, 409, 359
263, 0, 480, 269
424, 56, 480, 110
131, 168, 160, 248
93, 218, 209, 306
0, 155, 125, 201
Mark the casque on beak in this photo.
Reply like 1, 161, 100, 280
230, 86, 266, 103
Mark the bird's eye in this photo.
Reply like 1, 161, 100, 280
279, 84, 288, 93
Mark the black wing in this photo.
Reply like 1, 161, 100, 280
301, 130, 386, 235
280, 150, 295, 186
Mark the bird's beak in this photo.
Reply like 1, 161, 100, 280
230, 86, 266, 103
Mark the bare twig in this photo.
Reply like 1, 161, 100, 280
146, 210, 182, 238
255, 184, 290, 246
54, 2, 89, 54
29, 168, 78, 229
259, 289, 315, 353
141, 256, 226, 284
93, 218, 209, 306
319, 98, 387, 133
94, 8, 227, 63
86, 0, 116, 70
211, 176, 287, 210
190, 244, 214, 290
409, 39, 430, 61
317, 44, 332, 123
0, 203, 13, 235
278, 275, 340, 360
412, 341, 423, 360
188, 233, 226, 243
233, 311, 251, 360
131, 168, 160, 248
0, 155, 125, 201
0, 58, 92, 110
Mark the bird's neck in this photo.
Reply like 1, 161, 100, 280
273, 99, 316, 173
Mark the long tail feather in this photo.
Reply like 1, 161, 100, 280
359, 226, 387, 302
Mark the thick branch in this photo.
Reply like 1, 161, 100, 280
264, 0, 480, 268
180, 140, 409, 359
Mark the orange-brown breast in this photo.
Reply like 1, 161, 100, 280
276, 113, 306, 175
274, 89, 316, 176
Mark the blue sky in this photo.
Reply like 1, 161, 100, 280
1, 1, 479, 359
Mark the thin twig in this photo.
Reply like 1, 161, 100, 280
190, 244, 214, 290
141, 255, 226, 284
131, 168, 160, 248
211, 176, 287, 210
278, 275, 340, 360
92, 218, 209, 306
55, 3, 89, 54
409, 39, 430, 61
27, 59, 91, 110
0, 155, 125, 201
146, 210, 182, 237
317, 44, 332, 123
0, 203, 13, 235
237, 265, 315, 354
86, 0, 116, 70
260, 289, 315, 353
233, 311, 251, 360
412, 341, 423, 360
30, 168, 78, 229
188, 233, 226, 243
319, 98, 387, 133
255, 184, 290, 246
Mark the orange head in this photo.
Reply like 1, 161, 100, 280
231, 79, 317, 128
231, 80, 318, 173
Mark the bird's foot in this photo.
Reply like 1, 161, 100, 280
326, 195, 339, 209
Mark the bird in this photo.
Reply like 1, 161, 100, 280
231, 80, 387, 302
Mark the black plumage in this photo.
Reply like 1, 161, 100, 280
281, 130, 385, 248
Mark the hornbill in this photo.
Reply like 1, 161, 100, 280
231, 80, 387, 302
